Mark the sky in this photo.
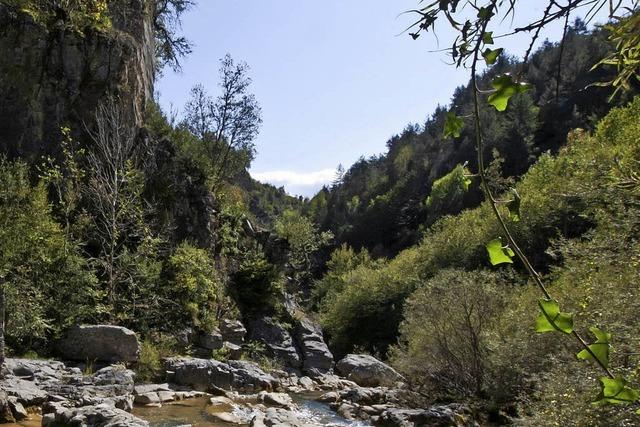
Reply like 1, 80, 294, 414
156, 0, 610, 197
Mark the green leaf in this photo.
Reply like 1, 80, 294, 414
577, 327, 612, 369
477, 6, 494, 20
594, 376, 640, 405
486, 238, 514, 266
443, 111, 464, 138
482, 32, 494, 45
487, 74, 531, 112
463, 176, 472, 191
482, 48, 503, 65
535, 299, 574, 334
506, 188, 521, 222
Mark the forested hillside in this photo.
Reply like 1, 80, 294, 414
309, 21, 637, 258
315, 92, 640, 426
307, 5, 640, 424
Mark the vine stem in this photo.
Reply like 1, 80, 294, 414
469, 4, 614, 379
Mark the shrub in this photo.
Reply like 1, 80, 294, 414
0, 157, 97, 352
136, 336, 180, 383
230, 256, 284, 317
390, 269, 508, 398
164, 242, 235, 332
320, 246, 422, 358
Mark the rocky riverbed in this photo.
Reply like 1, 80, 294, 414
0, 355, 475, 427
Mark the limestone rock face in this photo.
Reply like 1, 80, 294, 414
0, 1, 154, 161
56, 325, 141, 363
336, 354, 403, 388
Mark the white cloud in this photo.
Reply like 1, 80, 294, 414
251, 169, 335, 197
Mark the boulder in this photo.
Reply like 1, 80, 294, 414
294, 318, 334, 377
0, 391, 15, 423
165, 358, 279, 392
248, 317, 302, 369
209, 411, 243, 424
222, 342, 243, 360
1, 376, 49, 406
197, 330, 224, 350
257, 391, 293, 409
377, 404, 475, 427
56, 325, 140, 363
42, 401, 149, 427
7, 398, 29, 421
133, 384, 171, 395
336, 354, 403, 387
220, 319, 247, 345
260, 407, 312, 427
134, 392, 160, 405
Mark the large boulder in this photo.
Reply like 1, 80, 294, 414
377, 404, 475, 427
165, 358, 279, 392
56, 325, 140, 363
294, 318, 334, 377
336, 355, 403, 387
248, 317, 302, 369
42, 401, 148, 427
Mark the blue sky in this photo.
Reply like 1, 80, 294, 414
156, 0, 608, 197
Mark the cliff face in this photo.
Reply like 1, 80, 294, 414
0, 0, 154, 160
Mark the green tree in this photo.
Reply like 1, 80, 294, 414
184, 54, 262, 188
274, 209, 333, 289
164, 243, 235, 332
0, 158, 97, 364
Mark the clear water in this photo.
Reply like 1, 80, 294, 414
132, 394, 371, 427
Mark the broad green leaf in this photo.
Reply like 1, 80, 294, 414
594, 376, 639, 405
536, 299, 574, 334
486, 238, 514, 266
482, 48, 503, 65
477, 6, 494, 19
487, 74, 531, 112
443, 111, 464, 138
506, 188, 521, 222
577, 327, 612, 369
482, 32, 494, 45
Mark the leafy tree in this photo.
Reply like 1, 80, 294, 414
164, 243, 235, 332
0, 158, 97, 364
424, 164, 472, 223
274, 210, 333, 290
404, 0, 640, 411
391, 269, 506, 397
153, 0, 194, 72
184, 54, 262, 187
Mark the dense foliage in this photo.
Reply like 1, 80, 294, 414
309, 21, 637, 258
318, 97, 640, 423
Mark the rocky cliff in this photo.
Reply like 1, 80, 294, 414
0, 0, 154, 161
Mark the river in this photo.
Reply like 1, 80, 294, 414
132, 394, 370, 427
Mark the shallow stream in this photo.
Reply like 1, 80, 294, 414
132, 395, 370, 427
